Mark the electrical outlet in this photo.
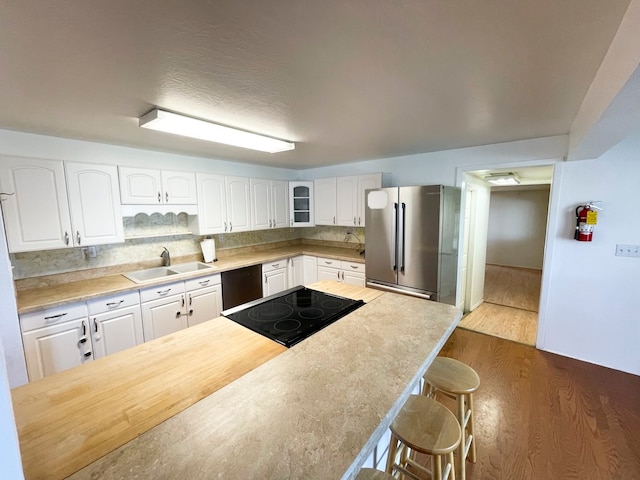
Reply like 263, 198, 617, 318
615, 244, 640, 258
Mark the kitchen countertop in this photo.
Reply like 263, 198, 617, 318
16, 244, 365, 314
11, 282, 461, 480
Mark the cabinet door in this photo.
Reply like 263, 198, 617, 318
22, 318, 92, 381
161, 170, 197, 204
65, 162, 124, 247
317, 265, 341, 283
288, 256, 304, 287
342, 270, 365, 287
118, 167, 162, 205
91, 305, 144, 359
271, 180, 289, 229
225, 176, 251, 232
357, 173, 382, 227
264, 268, 288, 297
289, 181, 314, 227
186, 284, 223, 327
191, 173, 227, 234
140, 294, 188, 341
0, 156, 73, 252
250, 178, 271, 230
303, 255, 318, 286
336, 176, 358, 226
314, 178, 337, 225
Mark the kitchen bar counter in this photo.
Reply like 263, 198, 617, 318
12, 282, 461, 480
16, 244, 364, 314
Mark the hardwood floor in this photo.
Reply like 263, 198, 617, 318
460, 264, 541, 345
435, 328, 640, 480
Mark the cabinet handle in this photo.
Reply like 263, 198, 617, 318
158, 192, 161, 203
78, 337, 87, 345
354, 217, 356, 225
84, 351, 92, 358
181, 295, 185, 307
189, 294, 192, 306
44, 312, 68, 321
166, 192, 169, 203
333, 216, 336, 224
272, 218, 276, 228
350, 265, 359, 269
94, 318, 98, 333
81, 320, 87, 335
157, 288, 172, 296
198, 279, 210, 286
341, 271, 345, 281
76, 231, 81, 245
106, 300, 125, 307
188, 309, 194, 316
290, 219, 293, 227
325, 261, 333, 265
272, 263, 280, 268
64, 231, 70, 246
358, 217, 361, 225
230, 222, 233, 231
224, 221, 228, 232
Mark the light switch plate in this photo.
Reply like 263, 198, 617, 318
615, 244, 640, 257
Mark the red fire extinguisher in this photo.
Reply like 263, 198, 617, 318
574, 202, 602, 241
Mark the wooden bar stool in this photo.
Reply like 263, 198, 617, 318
386, 395, 461, 480
356, 467, 396, 480
422, 357, 480, 480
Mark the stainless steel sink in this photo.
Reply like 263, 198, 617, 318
123, 262, 217, 284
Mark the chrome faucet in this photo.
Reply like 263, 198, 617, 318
160, 247, 171, 266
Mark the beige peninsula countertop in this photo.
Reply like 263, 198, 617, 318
16, 244, 365, 314
12, 282, 462, 480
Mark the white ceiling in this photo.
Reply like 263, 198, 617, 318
0, 0, 632, 169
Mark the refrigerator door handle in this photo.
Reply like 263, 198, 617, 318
393, 202, 399, 271
401, 202, 406, 273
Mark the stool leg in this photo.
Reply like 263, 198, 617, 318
468, 393, 476, 463
456, 395, 466, 480
433, 454, 443, 480
447, 451, 456, 480
386, 433, 398, 476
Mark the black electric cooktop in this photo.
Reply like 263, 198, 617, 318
221, 286, 364, 347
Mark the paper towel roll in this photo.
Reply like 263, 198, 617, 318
200, 238, 216, 263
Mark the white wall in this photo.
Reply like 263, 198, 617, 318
538, 132, 640, 375
0, 129, 300, 180
486, 186, 550, 269
0, 337, 24, 479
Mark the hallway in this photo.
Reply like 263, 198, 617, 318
459, 264, 541, 345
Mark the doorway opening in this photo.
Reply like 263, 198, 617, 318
458, 165, 553, 346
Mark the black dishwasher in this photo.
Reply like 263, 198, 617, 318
221, 264, 263, 310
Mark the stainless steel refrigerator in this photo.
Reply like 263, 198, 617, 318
364, 185, 460, 305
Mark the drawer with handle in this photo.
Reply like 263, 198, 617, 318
87, 291, 141, 315
262, 260, 287, 273
184, 273, 221, 291
139, 280, 184, 303
20, 302, 88, 332
341, 261, 365, 273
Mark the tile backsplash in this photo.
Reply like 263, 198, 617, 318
10, 214, 365, 280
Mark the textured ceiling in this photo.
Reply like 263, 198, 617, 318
0, 0, 631, 168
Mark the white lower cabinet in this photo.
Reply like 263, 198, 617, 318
303, 255, 318, 286
20, 302, 92, 382
140, 274, 223, 340
317, 257, 366, 287
263, 260, 288, 297
87, 291, 143, 359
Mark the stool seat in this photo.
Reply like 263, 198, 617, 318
387, 395, 461, 480
356, 467, 396, 480
423, 357, 480, 395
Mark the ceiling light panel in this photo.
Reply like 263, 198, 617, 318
484, 172, 521, 186
139, 109, 295, 153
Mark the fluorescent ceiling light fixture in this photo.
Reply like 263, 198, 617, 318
139, 109, 295, 153
484, 172, 520, 186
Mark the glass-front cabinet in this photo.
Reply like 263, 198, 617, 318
289, 181, 314, 227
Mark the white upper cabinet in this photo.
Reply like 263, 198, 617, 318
65, 162, 124, 247
0, 156, 72, 252
336, 176, 358, 226
190, 173, 227, 235
119, 167, 196, 205
356, 173, 382, 227
314, 177, 337, 225
314, 174, 381, 228
225, 176, 251, 233
251, 179, 289, 230
289, 181, 314, 227
0, 156, 124, 252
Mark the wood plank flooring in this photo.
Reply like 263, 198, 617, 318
460, 264, 541, 345
435, 328, 640, 480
